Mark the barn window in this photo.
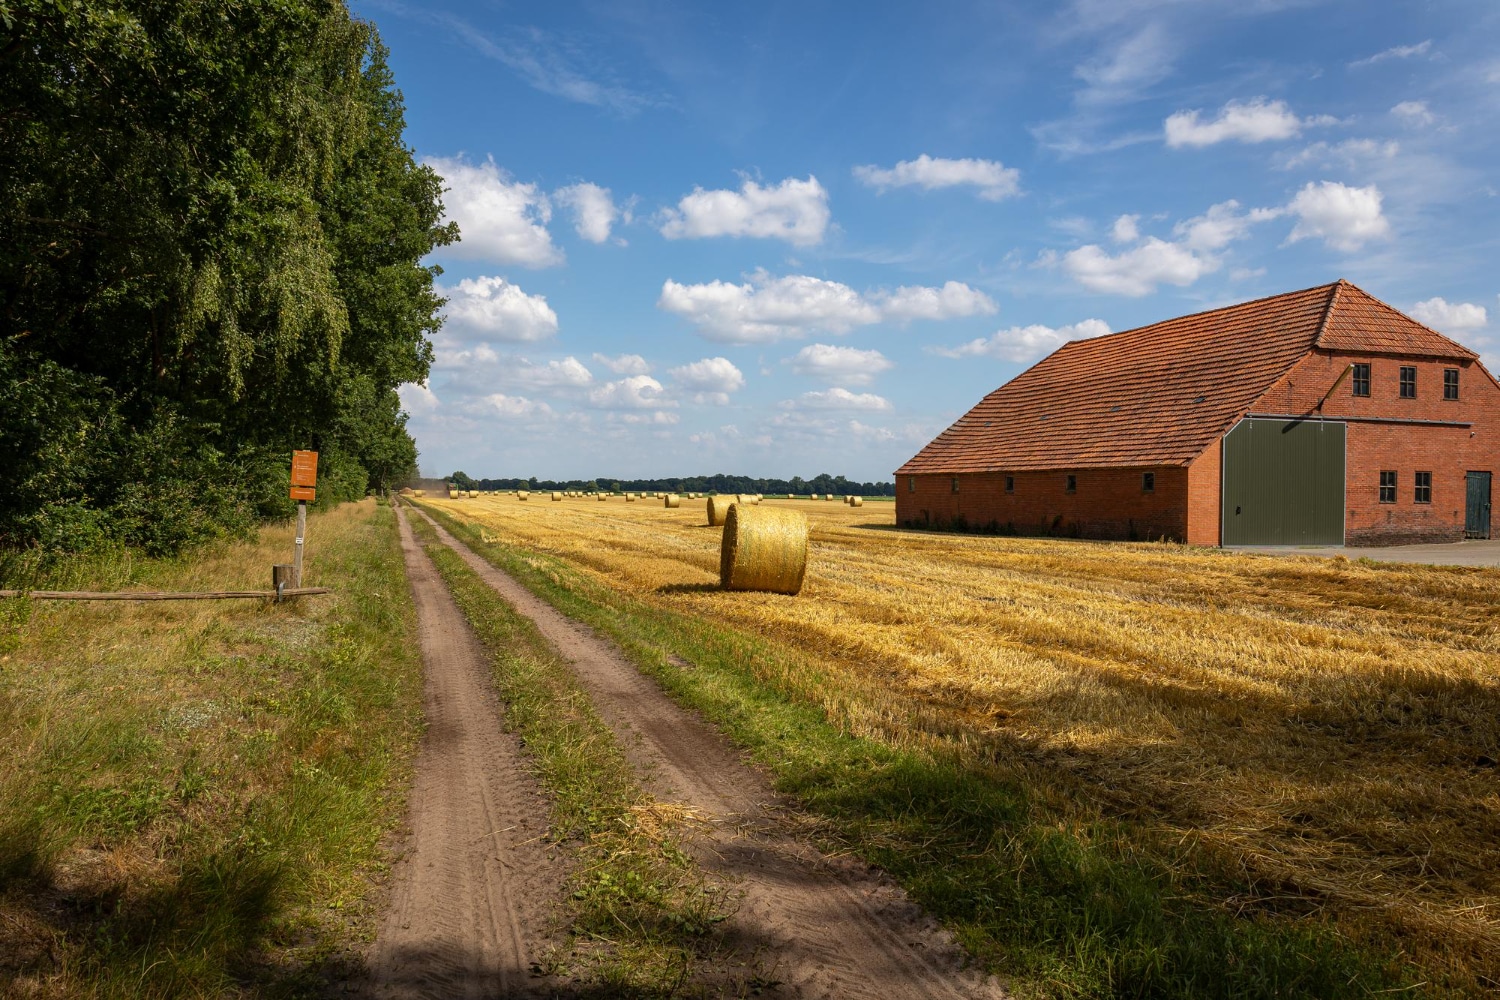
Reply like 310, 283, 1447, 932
1003, 475, 1015, 493
1444, 369, 1459, 400
1066, 474, 1077, 494
908, 476, 915, 492
1142, 471, 1155, 493
1351, 363, 1371, 397
1379, 470, 1397, 503
1414, 471, 1432, 504
1399, 366, 1416, 398
951, 476, 960, 494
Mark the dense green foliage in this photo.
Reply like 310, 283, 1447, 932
447, 471, 897, 496
0, 1, 455, 554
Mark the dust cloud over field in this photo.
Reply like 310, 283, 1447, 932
435, 493, 1500, 981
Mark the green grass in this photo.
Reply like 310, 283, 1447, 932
419, 502, 1436, 1000
0, 499, 424, 998
406, 512, 736, 997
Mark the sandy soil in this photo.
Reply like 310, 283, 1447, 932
365, 506, 565, 998
411, 506, 1004, 999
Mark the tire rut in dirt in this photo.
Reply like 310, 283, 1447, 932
415, 508, 1005, 1000
366, 506, 563, 999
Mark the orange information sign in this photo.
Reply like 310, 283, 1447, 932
291, 450, 319, 488
290, 486, 317, 502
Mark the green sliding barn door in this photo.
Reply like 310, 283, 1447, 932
1222, 418, 1345, 545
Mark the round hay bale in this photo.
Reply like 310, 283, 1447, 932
518, 491, 529, 500
626, 494, 637, 502
849, 495, 863, 507
551, 491, 563, 501
598, 494, 608, 501
413, 489, 425, 497
720, 505, 808, 595
469, 490, 479, 498
707, 495, 732, 526
664, 494, 681, 508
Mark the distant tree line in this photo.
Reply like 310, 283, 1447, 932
1, 1, 454, 555
445, 472, 896, 496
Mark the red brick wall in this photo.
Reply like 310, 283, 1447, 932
1185, 444, 1221, 546
1250, 350, 1500, 545
894, 467, 1189, 541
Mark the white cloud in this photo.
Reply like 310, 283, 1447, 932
509, 356, 594, 390
1054, 200, 1276, 296
1390, 101, 1435, 127
667, 357, 745, 405
1349, 40, 1432, 69
782, 387, 892, 411
440, 276, 559, 341
1164, 98, 1328, 148
852, 155, 1020, 201
611, 410, 679, 426
874, 281, 998, 323
1409, 297, 1488, 331
398, 382, 440, 414
658, 272, 993, 344
1278, 138, 1400, 169
553, 182, 620, 243
588, 374, 674, 409
592, 353, 650, 375
1285, 181, 1391, 252
933, 319, 1111, 363
476, 393, 553, 420
659, 176, 830, 246
1110, 214, 1140, 243
424, 156, 561, 267
786, 344, 894, 385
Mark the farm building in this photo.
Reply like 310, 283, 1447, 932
896, 280, 1497, 546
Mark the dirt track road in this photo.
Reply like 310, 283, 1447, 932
366, 506, 561, 999
411, 506, 1003, 1000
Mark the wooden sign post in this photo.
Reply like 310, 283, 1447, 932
289, 450, 318, 587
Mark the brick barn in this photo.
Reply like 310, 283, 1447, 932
895, 280, 1497, 546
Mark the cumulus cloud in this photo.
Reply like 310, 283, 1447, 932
782, 387, 892, 411
667, 357, 745, 405
852, 155, 1020, 201
440, 276, 559, 342
398, 382, 440, 414
1278, 138, 1400, 169
660, 176, 830, 246
553, 182, 620, 243
610, 410, 679, 426
424, 156, 561, 267
592, 353, 650, 375
588, 374, 673, 409
1164, 98, 1331, 148
475, 393, 553, 419
1349, 40, 1432, 69
933, 319, 1112, 363
509, 356, 594, 390
1409, 297, 1488, 331
1390, 100, 1435, 127
1110, 214, 1140, 243
1285, 181, 1391, 252
658, 272, 994, 344
874, 281, 998, 323
1054, 200, 1278, 296
786, 344, 894, 385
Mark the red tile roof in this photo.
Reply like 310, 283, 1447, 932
897, 280, 1480, 474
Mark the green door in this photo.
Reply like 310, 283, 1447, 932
1222, 418, 1345, 545
1467, 472, 1492, 539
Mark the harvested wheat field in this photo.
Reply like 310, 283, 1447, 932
428, 493, 1500, 989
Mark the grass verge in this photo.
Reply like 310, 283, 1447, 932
0, 499, 423, 998
406, 511, 736, 997
417, 501, 1437, 1000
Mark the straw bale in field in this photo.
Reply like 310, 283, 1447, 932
598, 494, 608, 501
707, 495, 732, 525
664, 494, 681, 508
626, 494, 636, 502
518, 491, 529, 500
849, 495, 863, 507
552, 492, 563, 501
719, 504, 808, 595
468, 490, 479, 498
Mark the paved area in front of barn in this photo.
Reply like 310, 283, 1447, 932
1230, 539, 1500, 568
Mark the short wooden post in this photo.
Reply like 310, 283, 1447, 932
272, 564, 294, 602
293, 500, 307, 587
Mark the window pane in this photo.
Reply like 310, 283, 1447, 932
1379, 470, 1396, 503
1352, 363, 1370, 397
1400, 366, 1416, 398
1444, 369, 1459, 400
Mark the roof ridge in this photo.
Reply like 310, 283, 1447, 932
1074, 279, 1341, 348
1311, 279, 1344, 346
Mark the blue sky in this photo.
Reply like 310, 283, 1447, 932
356, 0, 1500, 483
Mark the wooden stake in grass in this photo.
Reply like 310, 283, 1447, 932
719, 504, 808, 595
